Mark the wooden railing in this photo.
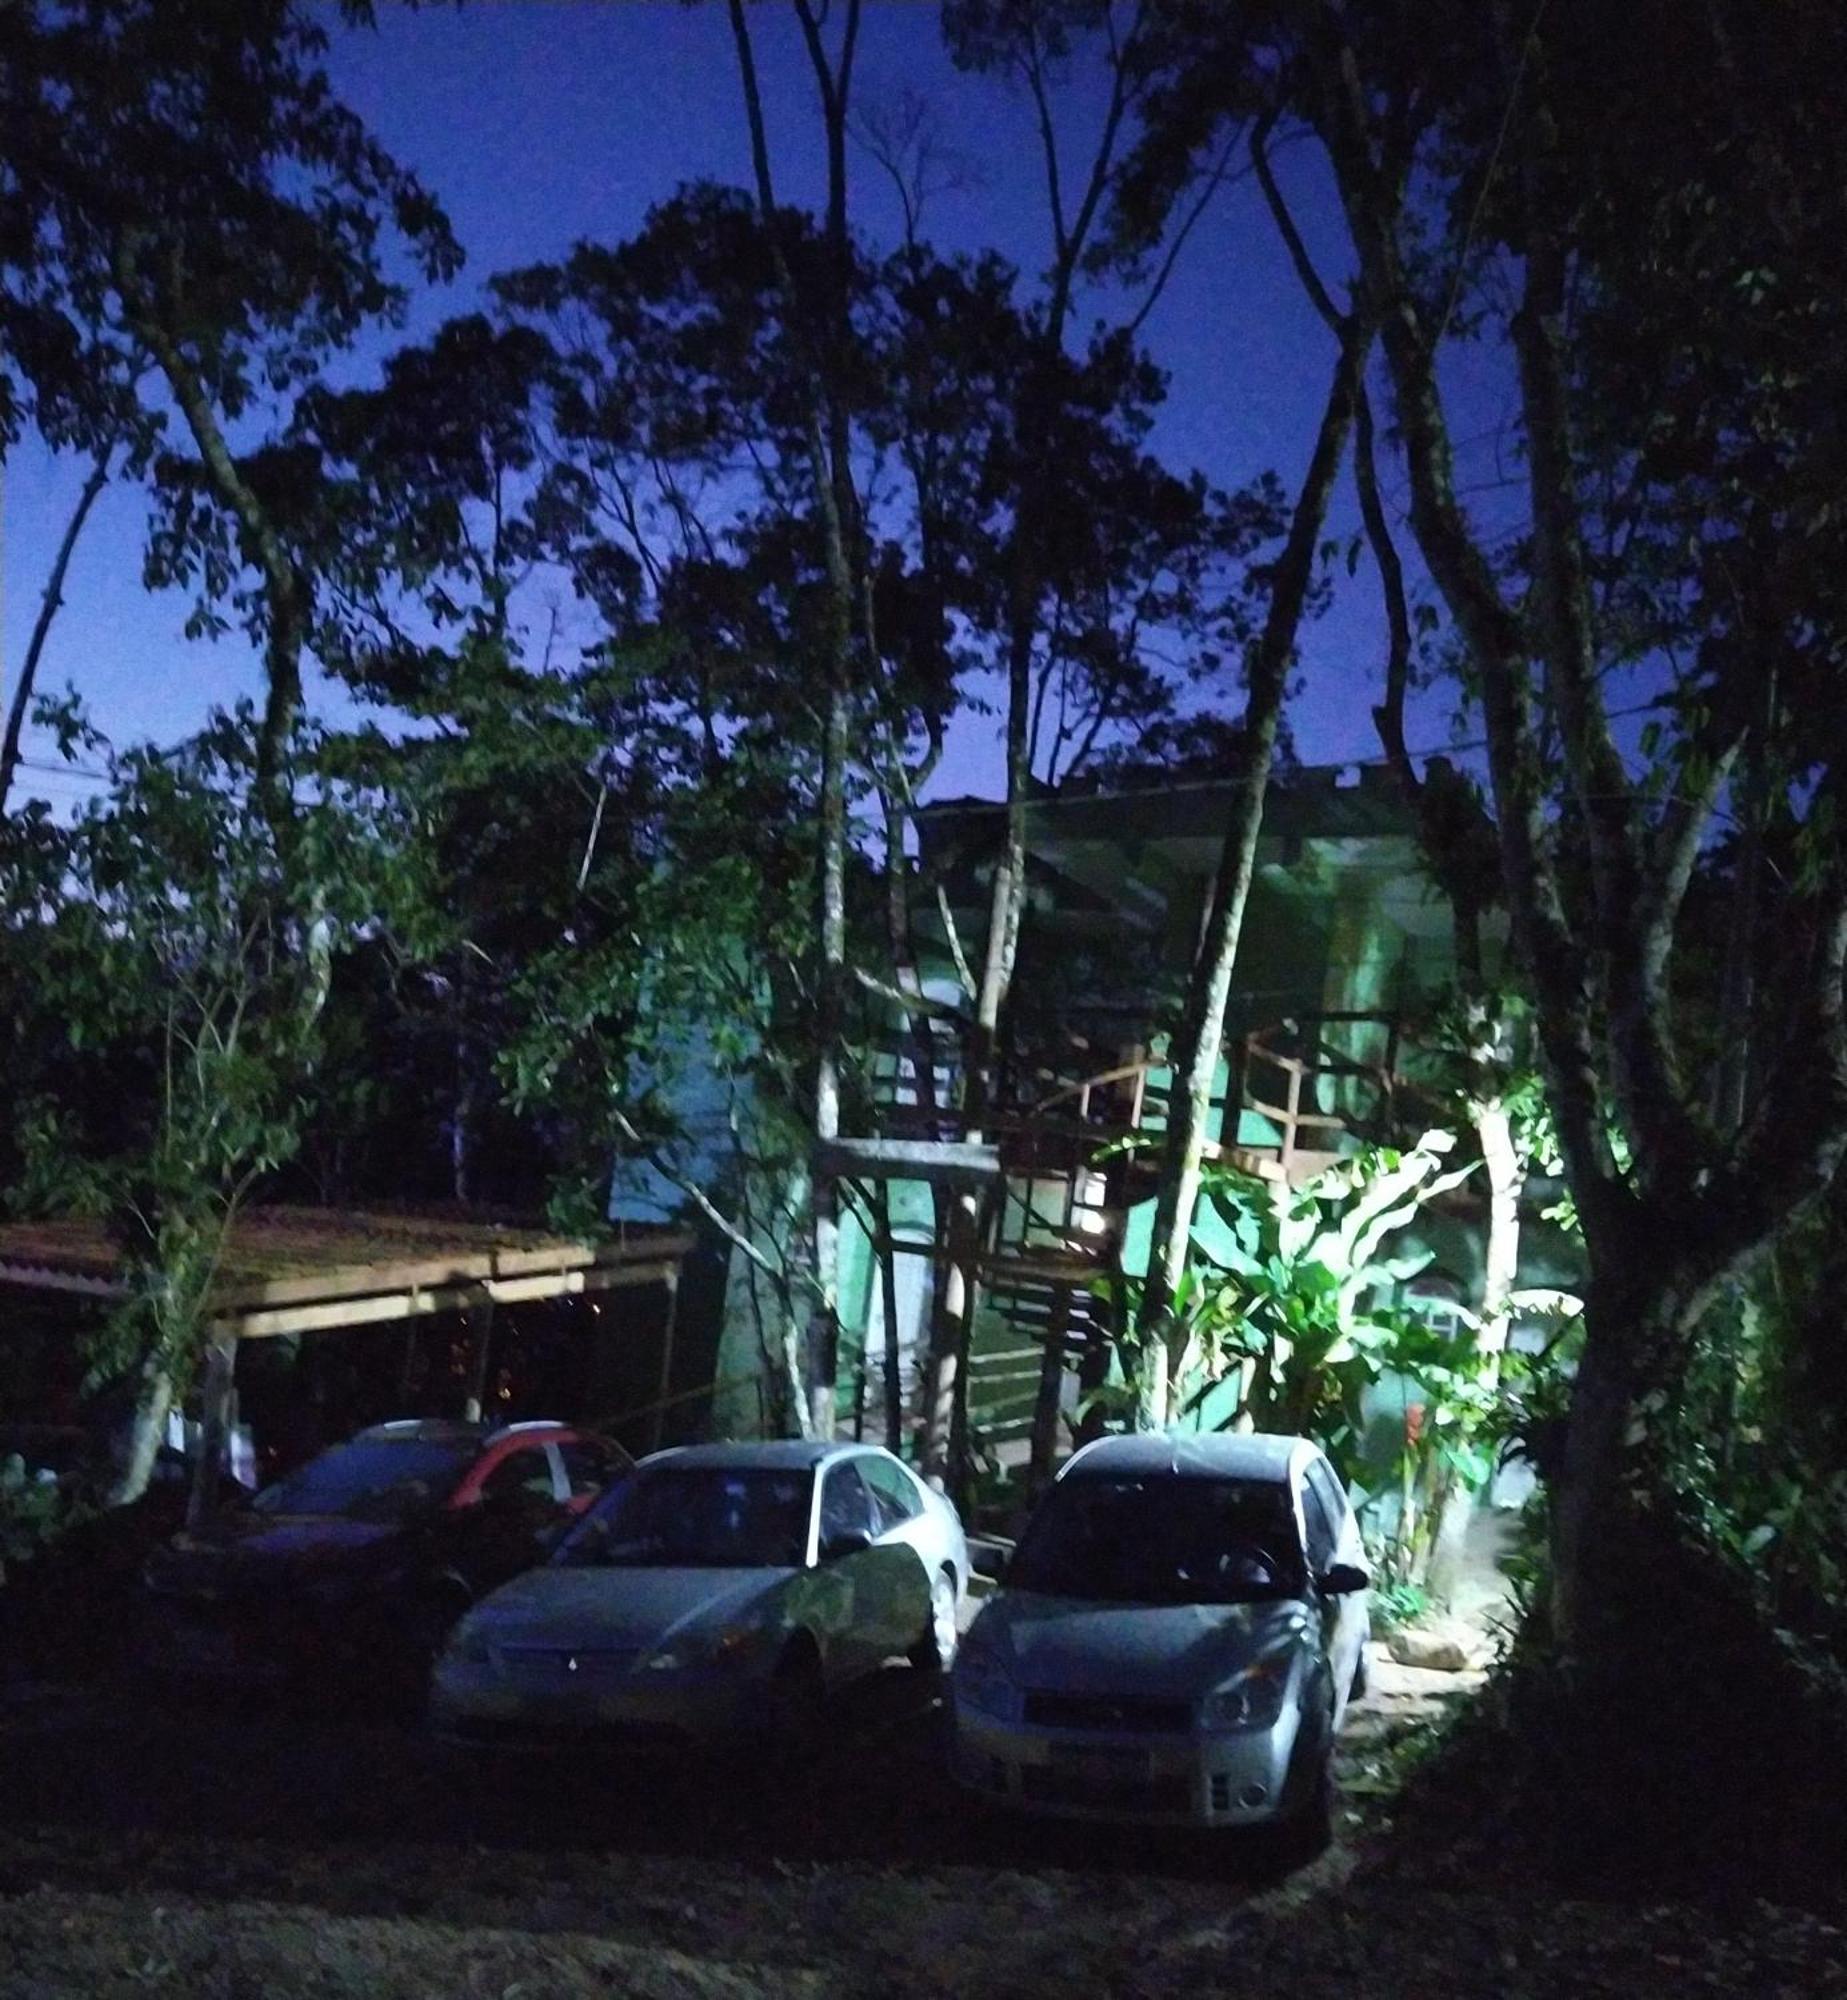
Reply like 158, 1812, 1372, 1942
863, 1009, 1416, 1218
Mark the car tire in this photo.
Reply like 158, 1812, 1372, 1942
766, 1642, 826, 1756
1276, 1693, 1337, 1867
406, 1579, 472, 1666
909, 1568, 960, 1672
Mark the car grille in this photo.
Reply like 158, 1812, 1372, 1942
494, 1645, 638, 1684
1021, 1765, 1194, 1814
1022, 1690, 1193, 1734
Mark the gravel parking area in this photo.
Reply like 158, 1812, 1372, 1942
0, 1659, 1842, 1997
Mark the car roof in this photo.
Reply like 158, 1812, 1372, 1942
1057, 1432, 1306, 1484
352, 1419, 488, 1446
352, 1418, 580, 1450
638, 1439, 871, 1474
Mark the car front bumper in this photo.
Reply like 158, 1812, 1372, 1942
428, 1654, 759, 1752
951, 1700, 1301, 1827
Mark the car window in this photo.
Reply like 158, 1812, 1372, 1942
558, 1438, 625, 1500
556, 1466, 813, 1569
1009, 1475, 1306, 1606
478, 1445, 558, 1507
858, 1453, 923, 1534
819, 1461, 876, 1546
252, 1440, 470, 1522
1304, 1458, 1349, 1558
1299, 1471, 1339, 1570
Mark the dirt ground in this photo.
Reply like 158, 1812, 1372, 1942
2, 1654, 1843, 1999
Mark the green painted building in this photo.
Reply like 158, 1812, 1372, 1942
708, 762, 1576, 1505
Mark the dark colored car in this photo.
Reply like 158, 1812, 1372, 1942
141, 1418, 631, 1685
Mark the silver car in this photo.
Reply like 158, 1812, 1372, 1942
950, 1433, 1369, 1840
430, 1440, 967, 1749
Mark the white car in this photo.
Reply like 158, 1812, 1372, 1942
950, 1433, 1369, 1844
430, 1440, 967, 1750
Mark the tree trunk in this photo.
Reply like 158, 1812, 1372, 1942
1475, 1100, 1524, 1372
875, 1185, 905, 1456
185, 1334, 239, 1530
106, 1362, 175, 1510
805, 675, 850, 1440
1133, 325, 1372, 1429
1549, 1289, 1643, 1651
117, 236, 304, 823
1027, 1283, 1074, 1494
724, 0, 861, 1442
918, 1188, 980, 1484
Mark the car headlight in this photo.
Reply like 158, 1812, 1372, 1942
952, 1635, 1016, 1720
1199, 1658, 1292, 1731
642, 1626, 764, 1675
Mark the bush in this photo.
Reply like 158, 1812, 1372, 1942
0, 1451, 76, 1583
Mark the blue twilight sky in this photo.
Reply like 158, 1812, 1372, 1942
0, 1, 1522, 815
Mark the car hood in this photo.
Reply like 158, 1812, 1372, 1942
148, 1514, 404, 1599
462, 1564, 789, 1653
968, 1588, 1312, 1699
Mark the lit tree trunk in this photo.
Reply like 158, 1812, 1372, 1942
1309, 11, 1847, 1650
107, 1362, 175, 1510
725, 0, 864, 1439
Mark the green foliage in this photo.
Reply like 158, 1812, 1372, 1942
1177, 1135, 1473, 1456
0, 1453, 76, 1580
6, 714, 421, 1424
1638, 1262, 1847, 1673
1365, 1575, 1430, 1637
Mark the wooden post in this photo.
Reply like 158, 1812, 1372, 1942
648, 1273, 680, 1454
875, 1184, 904, 1456
461, 1295, 497, 1423
186, 1332, 239, 1530
1027, 1284, 1073, 1495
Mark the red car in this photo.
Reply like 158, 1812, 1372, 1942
142, 1418, 631, 1684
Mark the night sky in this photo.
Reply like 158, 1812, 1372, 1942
1, 2, 1515, 813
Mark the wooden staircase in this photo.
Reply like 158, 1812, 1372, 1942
855, 1010, 1420, 1484
964, 1014, 1418, 1482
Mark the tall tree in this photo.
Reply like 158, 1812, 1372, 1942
1278, 0, 1847, 1647
1, 0, 457, 817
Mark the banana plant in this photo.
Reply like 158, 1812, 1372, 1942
1176, 1131, 1477, 1462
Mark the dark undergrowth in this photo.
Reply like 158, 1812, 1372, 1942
1371, 1516, 1847, 1913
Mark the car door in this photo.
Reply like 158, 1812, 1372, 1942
810, 1458, 921, 1679
555, 1436, 630, 1516
462, 1442, 567, 1589
855, 1450, 937, 1639
1302, 1455, 1366, 1710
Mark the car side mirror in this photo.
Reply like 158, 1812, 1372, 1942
1319, 1560, 1370, 1596
819, 1528, 873, 1561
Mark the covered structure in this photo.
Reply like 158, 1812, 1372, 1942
0, 1206, 695, 1465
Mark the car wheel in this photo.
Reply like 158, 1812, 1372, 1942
1276, 1694, 1337, 1867
766, 1642, 826, 1753
406, 1579, 472, 1664
909, 1568, 959, 1672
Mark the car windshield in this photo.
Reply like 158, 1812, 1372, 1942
556, 1466, 813, 1570
251, 1440, 471, 1523
1007, 1474, 1306, 1606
